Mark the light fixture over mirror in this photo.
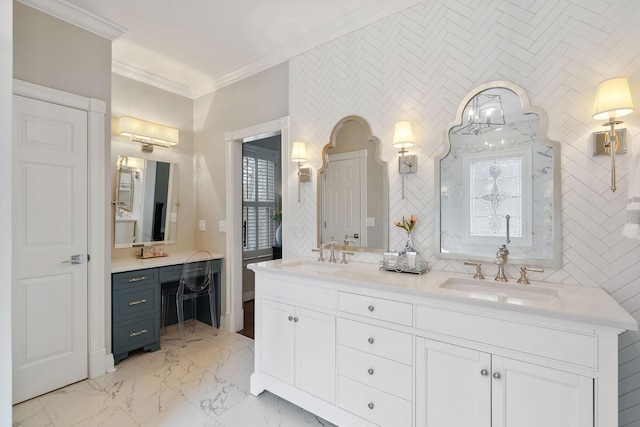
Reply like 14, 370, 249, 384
318, 115, 388, 252
592, 76, 634, 192
436, 81, 561, 267
393, 121, 417, 200
119, 116, 179, 152
291, 141, 310, 203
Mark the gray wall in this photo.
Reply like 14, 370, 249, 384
193, 62, 289, 314
1, 0, 12, 422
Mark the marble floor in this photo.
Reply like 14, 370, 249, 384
12, 322, 337, 427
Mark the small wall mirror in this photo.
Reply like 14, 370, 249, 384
436, 81, 561, 266
114, 155, 178, 248
317, 115, 388, 252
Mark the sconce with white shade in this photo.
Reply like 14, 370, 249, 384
119, 116, 179, 153
592, 76, 634, 192
291, 141, 310, 203
393, 121, 417, 200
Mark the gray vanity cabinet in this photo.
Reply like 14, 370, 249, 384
112, 269, 161, 364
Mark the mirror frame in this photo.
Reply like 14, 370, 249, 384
317, 115, 388, 253
435, 81, 562, 267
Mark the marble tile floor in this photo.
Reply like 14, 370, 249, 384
13, 322, 337, 427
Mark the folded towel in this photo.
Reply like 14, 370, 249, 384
623, 152, 640, 239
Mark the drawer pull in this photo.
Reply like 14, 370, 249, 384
368, 305, 375, 312
129, 299, 147, 306
128, 276, 146, 283
129, 328, 148, 337
288, 316, 293, 321
367, 368, 374, 375
368, 337, 374, 344
480, 369, 489, 376
493, 372, 501, 380
293, 317, 299, 322
368, 402, 374, 410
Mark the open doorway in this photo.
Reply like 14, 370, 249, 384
238, 135, 282, 338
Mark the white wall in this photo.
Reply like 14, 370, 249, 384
287, 1, 640, 424
111, 74, 196, 258
1, 0, 12, 420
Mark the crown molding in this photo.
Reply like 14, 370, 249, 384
18, 0, 126, 40
112, 60, 194, 99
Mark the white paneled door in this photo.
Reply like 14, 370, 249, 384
322, 152, 364, 247
12, 95, 88, 404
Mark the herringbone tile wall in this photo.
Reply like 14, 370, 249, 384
286, 0, 640, 423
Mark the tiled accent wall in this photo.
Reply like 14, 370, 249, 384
287, 0, 640, 424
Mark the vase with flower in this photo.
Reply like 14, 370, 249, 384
394, 214, 417, 255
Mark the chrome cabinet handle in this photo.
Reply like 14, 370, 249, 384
493, 372, 501, 380
368, 337, 374, 344
129, 299, 147, 306
368, 305, 375, 312
128, 276, 146, 282
129, 328, 147, 337
61, 254, 83, 265
367, 368, 374, 375
368, 402, 374, 410
480, 369, 489, 376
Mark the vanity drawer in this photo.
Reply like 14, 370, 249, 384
113, 283, 159, 322
112, 269, 158, 290
338, 376, 411, 427
159, 264, 183, 282
259, 276, 336, 310
415, 305, 596, 369
338, 318, 412, 365
338, 291, 412, 326
112, 315, 159, 353
338, 345, 412, 400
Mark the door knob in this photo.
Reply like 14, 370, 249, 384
61, 254, 83, 265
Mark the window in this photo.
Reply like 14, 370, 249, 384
243, 145, 279, 252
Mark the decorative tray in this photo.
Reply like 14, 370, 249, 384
137, 253, 168, 259
380, 259, 429, 275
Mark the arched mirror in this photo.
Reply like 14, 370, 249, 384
114, 155, 178, 248
436, 81, 561, 266
317, 115, 388, 252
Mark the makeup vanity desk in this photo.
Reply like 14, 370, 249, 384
111, 251, 224, 364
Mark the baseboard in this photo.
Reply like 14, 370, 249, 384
88, 348, 107, 378
104, 353, 116, 373
243, 291, 255, 302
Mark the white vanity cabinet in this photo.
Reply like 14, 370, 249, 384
416, 338, 593, 427
249, 260, 637, 427
260, 298, 336, 403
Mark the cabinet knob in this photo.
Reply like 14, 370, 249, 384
368, 337, 374, 344
293, 317, 299, 322
368, 305, 375, 312
368, 368, 374, 375
288, 316, 293, 321
480, 369, 489, 376
493, 372, 501, 380
368, 402, 374, 410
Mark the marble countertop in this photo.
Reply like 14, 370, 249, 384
248, 256, 638, 331
111, 250, 224, 273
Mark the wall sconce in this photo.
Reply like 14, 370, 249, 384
393, 121, 417, 200
291, 141, 310, 203
592, 76, 634, 192
119, 116, 179, 153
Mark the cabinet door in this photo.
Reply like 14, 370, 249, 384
416, 337, 491, 427
491, 356, 593, 427
260, 299, 295, 384
295, 307, 336, 403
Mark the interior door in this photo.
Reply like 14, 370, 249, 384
12, 95, 88, 404
322, 154, 364, 246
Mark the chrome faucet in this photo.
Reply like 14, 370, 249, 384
328, 237, 337, 263
494, 244, 509, 282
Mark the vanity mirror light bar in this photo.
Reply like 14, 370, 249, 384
119, 116, 179, 152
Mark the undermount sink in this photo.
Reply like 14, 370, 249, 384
439, 277, 558, 304
278, 260, 349, 274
